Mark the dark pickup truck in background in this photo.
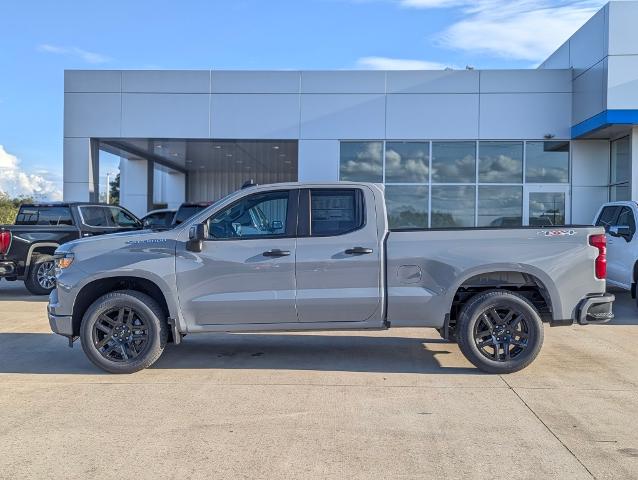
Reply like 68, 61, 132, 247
0, 202, 142, 294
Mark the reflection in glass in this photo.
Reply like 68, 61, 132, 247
431, 185, 476, 228
526, 141, 569, 183
385, 185, 428, 229
479, 142, 523, 183
528, 192, 565, 226
478, 186, 522, 227
385, 142, 429, 183
339, 142, 383, 182
432, 142, 476, 183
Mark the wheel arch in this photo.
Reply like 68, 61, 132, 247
446, 266, 559, 329
26, 242, 60, 268
71, 276, 173, 337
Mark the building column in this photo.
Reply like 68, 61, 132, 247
63, 137, 99, 202
119, 157, 149, 217
631, 127, 638, 201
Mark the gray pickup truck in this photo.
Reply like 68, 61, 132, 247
48, 182, 614, 374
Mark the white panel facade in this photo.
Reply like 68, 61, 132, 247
119, 158, 148, 217
479, 70, 571, 93
211, 71, 299, 93
300, 94, 385, 139
64, 93, 121, 137
64, 70, 121, 93
386, 70, 478, 94
301, 71, 385, 94
480, 93, 571, 139
569, 6, 608, 76
572, 61, 606, 124
211, 94, 299, 139
607, 1, 638, 55
539, 42, 570, 69
571, 140, 610, 186
121, 93, 209, 138
571, 186, 609, 223
298, 140, 340, 182
122, 70, 210, 93
386, 94, 479, 139
606, 55, 638, 109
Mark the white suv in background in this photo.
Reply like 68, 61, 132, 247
594, 201, 638, 297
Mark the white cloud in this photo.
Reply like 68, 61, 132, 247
0, 145, 62, 201
394, 0, 605, 62
37, 44, 111, 64
356, 56, 452, 70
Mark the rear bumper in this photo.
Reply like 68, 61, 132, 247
0, 261, 16, 276
577, 293, 615, 325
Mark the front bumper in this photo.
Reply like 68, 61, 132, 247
577, 293, 615, 325
48, 288, 74, 336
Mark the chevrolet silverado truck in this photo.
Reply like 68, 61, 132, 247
0, 202, 142, 294
48, 182, 614, 374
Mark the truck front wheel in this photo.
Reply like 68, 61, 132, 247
80, 290, 168, 374
456, 290, 544, 374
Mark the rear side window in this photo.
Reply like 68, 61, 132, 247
15, 206, 73, 226
310, 189, 364, 236
174, 206, 206, 225
595, 206, 619, 230
616, 207, 636, 235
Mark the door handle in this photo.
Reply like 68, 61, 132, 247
345, 247, 373, 255
263, 249, 291, 257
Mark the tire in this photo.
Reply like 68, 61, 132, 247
456, 290, 544, 374
80, 290, 168, 374
24, 254, 56, 295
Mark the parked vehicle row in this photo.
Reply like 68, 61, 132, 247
0, 203, 141, 294
47, 182, 614, 375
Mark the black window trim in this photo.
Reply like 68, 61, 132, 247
596, 205, 621, 231
204, 189, 299, 242
298, 187, 367, 238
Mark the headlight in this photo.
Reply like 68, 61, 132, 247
54, 252, 74, 269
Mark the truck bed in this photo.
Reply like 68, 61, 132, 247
385, 226, 604, 327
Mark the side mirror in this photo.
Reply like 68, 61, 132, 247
187, 223, 208, 252
609, 225, 632, 241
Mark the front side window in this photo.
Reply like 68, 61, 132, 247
616, 207, 636, 235
310, 189, 364, 236
595, 206, 619, 230
80, 207, 109, 227
106, 207, 140, 227
208, 191, 289, 239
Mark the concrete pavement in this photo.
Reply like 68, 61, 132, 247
0, 280, 636, 479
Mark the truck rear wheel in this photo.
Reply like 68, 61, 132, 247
456, 290, 544, 374
24, 254, 56, 295
80, 290, 168, 374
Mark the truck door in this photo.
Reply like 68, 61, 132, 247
607, 206, 636, 289
295, 187, 382, 323
175, 189, 298, 325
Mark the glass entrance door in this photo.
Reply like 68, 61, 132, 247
523, 185, 570, 226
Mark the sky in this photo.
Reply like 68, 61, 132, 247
0, 0, 610, 200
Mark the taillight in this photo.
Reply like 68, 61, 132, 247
589, 234, 607, 279
0, 230, 11, 255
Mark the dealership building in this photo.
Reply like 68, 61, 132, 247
63, 1, 638, 228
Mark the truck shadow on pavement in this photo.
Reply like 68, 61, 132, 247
0, 332, 481, 375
